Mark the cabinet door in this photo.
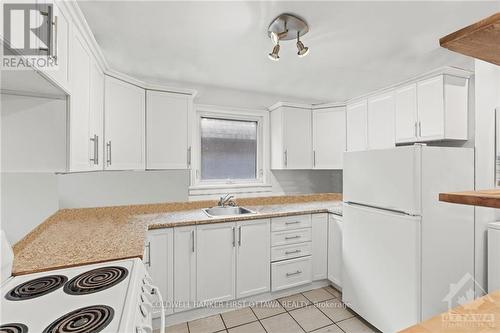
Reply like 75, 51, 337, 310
283, 107, 312, 169
88, 60, 104, 170
236, 219, 270, 298
146, 91, 190, 169
173, 226, 196, 313
417, 76, 444, 140
312, 213, 328, 280
346, 101, 368, 152
312, 107, 346, 169
145, 229, 174, 316
367, 92, 396, 149
395, 84, 418, 143
328, 214, 342, 288
68, 30, 91, 171
104, 76, 145, 170
197, 223, 236, 302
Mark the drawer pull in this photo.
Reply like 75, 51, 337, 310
286, 270, 302, 277
285, 249, 301, 255
285, 235, 301, 240
285, 221, 300, 225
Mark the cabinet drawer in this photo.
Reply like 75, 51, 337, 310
271, 215, 311, 232
271, 242, 312, 262
271, 256, 312, 291
271, 228, 312, 247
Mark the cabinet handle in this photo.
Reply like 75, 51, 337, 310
285, 249, 301, 255
286, 270, 302, 277
52, 15, 58, 59
285, 235, 301, 240
238, 226, 242, 246
144, 242, 151, 267
418, 121, 422, 137
191, 230, 195, 253
414, 122, 418, 138
313, 150, 316, 168
95, 136, 99, 165
89, 135, 97, 164
284, 149, 288, 168
285, 221, 300, 225
106, 141, 112, 166
232, 227, 236, 247
187, 146, 192, 168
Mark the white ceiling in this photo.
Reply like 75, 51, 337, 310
78, 1, 499, 102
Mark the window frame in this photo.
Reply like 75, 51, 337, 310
190, 104, 270, 191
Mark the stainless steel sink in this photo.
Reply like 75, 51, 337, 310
202, 206, 256, 218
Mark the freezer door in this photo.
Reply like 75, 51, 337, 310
343, 146, 421, 215
342, 203, 421, 333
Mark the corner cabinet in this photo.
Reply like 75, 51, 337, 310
104, 76, 145, 170
270, 105, 312, 169
312, 213, 328, 280
327, 214, 343, 288
146, 90, 192, 169
312, 107, 346, 169
68, 28, 104, 172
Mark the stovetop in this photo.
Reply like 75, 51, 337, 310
0, 259, 140, 333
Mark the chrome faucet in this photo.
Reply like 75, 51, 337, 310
218, 194, 236, 207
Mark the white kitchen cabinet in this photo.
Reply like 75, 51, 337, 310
328, 214, 343, 288
38, 1, 70, 91
312, 107, 346, 169
173, 226, 196, 313
104, 76, 145, 170
145, 229, 174, 316
146, 90, 192, 169
68, 27, 104, 172
270, 105, 312, 169
236, 219, 270, 298
346, 100, 368, 152
367, 92, 396, 149
312, 213, 328, 280
416, 75, 468, 141
395, 84, 418, 143
196, 222, 236, 303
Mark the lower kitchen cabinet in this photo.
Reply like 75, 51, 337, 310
312, 213, 328, 280
236, 219, 270, 298
173, 226, 196, 312
196, 222, 236, 303
328, 214, 343, 288
271, 256, 312, 291
144, 229, 174, 316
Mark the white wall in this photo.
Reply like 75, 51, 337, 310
474, 60, 500, 294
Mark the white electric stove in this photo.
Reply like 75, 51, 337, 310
0, 257, 164, 333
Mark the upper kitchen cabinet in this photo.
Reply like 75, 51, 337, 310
395, 74, 469, 143
346, 100, 368, 152
395, 84, 418, 143
270, 103, 312, 169
68, 28, 103, 172
312, 106, 346, 169
104, 76, 146, 170
146, 90, 192, 169
367, 92, 396, 150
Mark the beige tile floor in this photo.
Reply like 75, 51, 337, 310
160, 286, 381, 333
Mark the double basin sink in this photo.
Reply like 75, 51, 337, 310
202, 206, 256, 218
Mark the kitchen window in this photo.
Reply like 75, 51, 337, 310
190, 106, 269, 193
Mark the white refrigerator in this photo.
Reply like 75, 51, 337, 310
342, 145, 474, 333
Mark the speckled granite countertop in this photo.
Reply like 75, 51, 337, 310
12, 193, 342, 276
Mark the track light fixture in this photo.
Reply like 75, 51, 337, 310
267, 13, 309, 61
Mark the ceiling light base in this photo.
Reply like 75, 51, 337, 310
267, 13, 309, 41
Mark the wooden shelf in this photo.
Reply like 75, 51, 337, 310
439, 189, 500, 208
440, 12, 500, 66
